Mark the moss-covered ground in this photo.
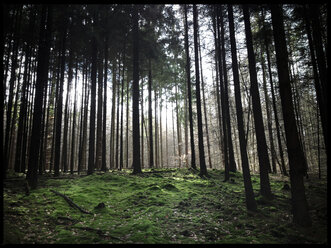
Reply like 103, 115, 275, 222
2, 168, 327, 244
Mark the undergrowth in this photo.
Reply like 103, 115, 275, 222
2, 168, 327, 244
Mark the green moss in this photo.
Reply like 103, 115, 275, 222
3, 168, 327, 244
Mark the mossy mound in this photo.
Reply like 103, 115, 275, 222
3, 169, 327, 244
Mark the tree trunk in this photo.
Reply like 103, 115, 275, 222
243, 5, 272, 199
110, 62, 117, 170
228, 4, 257, 211
270, 4, 311, 227
54, 10, 68, 176
101, 36, 108, 172
193, 4, 207, 177
131, 5, 142, 174
87, 13, 98, 175
26, 5, 52, 188
184, 4, 196, 170
95, 48, 104, 171
219, 5, 237, 173
148, 58, 154, 168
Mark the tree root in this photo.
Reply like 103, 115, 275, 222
50, 189, 92, 214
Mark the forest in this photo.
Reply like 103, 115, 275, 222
2, 3, 327, 244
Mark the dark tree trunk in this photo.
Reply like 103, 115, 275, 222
26, 5, 52, 188
110, 62, 117, 170
184, 4, 197, 170
14, 6, 36, 174
70, 62, 78, 174
95, 48, 104, 171
219, 5, 237, 173
87, 15, 98, 175
132, 5, 142, 174
243, 5, 272, 199
120, 46, 125, 171
215, 5, 229, 180
270, 4, 311, 227
101, 36, 108, 172
228, 4, 257, 211
4, 5, 22, 173
62, 48, 74, 173
193, 4, 207, 177
54, 10, 68, 176
304, 5, 327, 159
148, 58, 154, 168
264, 26, 287, 176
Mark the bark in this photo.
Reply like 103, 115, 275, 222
26, 5, 52, 188
131, 5, 142, 174
54, 10, 68, 176
87, 14, 98, 175
219, 5, 237, 173
184, 4, 196, 170
228, 4, 257, 211
193, 4, 207, 177
101, 36, 108, 172
243, 5, 272, 199
148, 58, 154, 168
270, 4, 311, 227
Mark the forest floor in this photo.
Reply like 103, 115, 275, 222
2, 168, 327, 244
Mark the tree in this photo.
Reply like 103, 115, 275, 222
193, 4, 207, 177
270, 4, 311, 227
132, 4, 142, 174
242, 5, 273, 199
87, 10, 98, 175
183, 4, 197, 171
54, 8, 68, 176
26, 5, 52, 188
228, 4, 257, 211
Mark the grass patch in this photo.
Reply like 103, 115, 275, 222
3, 169, 327, 244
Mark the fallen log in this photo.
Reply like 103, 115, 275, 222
50, 189, 92, 214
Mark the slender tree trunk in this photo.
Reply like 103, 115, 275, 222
184, 4, 196, 170
126, 67, 130, 169
14, 6, 35, 173
101, 35, 108, 172
26, 5, 52, 188
215, 5, 229, 180
303, 5, 327, 162
95, 49, 104, 171
61, 48, 73, 173
141, 78, 144, 169
120, 45, 126, 171
54, 10, 68, 176
199, 31, 212, 169
219, 5, 237, 173
270, 4, 311, 227
148, 58, 154, 168
154, 84, 159, 168
87, 14, 98, 175
175, 81, 182, 168
193, 4, 207, 177
212, 7, 224, 170
131, 5, 142, 174
243, 5, 272, 199
70, 63, 78, 174
4, 5, 22, 173
110, 62, 117, 170
116, 61, 121, 169
228, 4, 257, 211
264, 22, 287, 176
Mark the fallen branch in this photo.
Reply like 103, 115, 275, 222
70, 226, 124, 241
50, 189, 92, 214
